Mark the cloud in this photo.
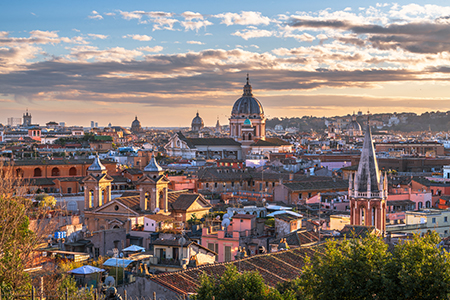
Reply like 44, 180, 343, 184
215, 11, 271, 26
181, 11, 204, 20
232, 29, 274, 40
187, 41, 204, 45
88, 11, 103, 20
289, 17, 450, 54
104, 12, 116, 16
67, 46, 143, 62
123, 34, 153, 41
181, 20, 213, 31
88, 34, 108, 40
60, 36, 89, 44
138, 46, 163, 52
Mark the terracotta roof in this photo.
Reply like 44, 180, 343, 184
116, 195, 140, 211
251, 137, 292, 147
149, 246, 319, 296
168, 192, 211, 211
283, 179, 348, 192
233, 214, 256, 219
274, 213, 301, 222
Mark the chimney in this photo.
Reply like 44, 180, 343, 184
289, 173, 294, 181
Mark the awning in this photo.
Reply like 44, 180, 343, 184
103, 258, 134, 268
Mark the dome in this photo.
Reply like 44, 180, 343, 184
88, 154, 106, 171
231, 75, 264, 117
191, 112, 204, 130
144, 154, 163, 173
347, 120, 361, 131
131, 116, 142, 133
244, 118, 252, 125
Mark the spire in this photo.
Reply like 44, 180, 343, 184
243, 73, 253, 96
355, 121, 380, 194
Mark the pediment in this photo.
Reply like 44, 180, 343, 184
92, 199, 138, 216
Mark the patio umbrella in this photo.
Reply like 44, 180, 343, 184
122, 245, 145, 252
68, 265, 105, 274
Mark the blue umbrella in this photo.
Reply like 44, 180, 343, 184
68, 265, 105, 274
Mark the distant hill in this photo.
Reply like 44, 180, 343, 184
266, 111, 450, 133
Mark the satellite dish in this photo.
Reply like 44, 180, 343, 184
223, 213, 230, 220
154, 207, 160, 213
222, 218, 231, 228
178, 237, 186, 246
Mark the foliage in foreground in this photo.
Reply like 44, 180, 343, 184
194, 265, 295, 300
195, 232, 450, 300
294, 232, 450, 300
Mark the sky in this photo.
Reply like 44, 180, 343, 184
2, 0, 450, 128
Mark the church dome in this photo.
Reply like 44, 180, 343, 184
231, 75, 264, 117
131, 116, 142, 133
347, 120, 361, 131
191, 112, 204, 130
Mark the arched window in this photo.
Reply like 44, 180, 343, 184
89, 190, 94, 208
248, 133, 252, 140
51, 167, 60, 177
69, 167, 77, 176
159, 191, 164, 209
101, 190, 105, 206
426, 201, 431, 208
418, 202, 423, 209
34, 168, 42, 177
16, 168, 24, 177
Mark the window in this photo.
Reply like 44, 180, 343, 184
298, 194, 302, 200
215, 182, 217, 188
445, 217, 448, 222
114, 205, 119, 211
308, 192, 312, 198
432, 218, 436, 224
34, 168, 42, 177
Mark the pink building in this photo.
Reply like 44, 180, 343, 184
201, 214, 256, 262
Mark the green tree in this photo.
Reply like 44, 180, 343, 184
0, 167, 35, 295
298, 234, 390, 300
294, 232, 450, 300
35, 193, 56, 209
194, 265, 294, 300
384, 232, 450, 300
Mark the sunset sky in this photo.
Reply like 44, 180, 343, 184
2, 0, 450, 127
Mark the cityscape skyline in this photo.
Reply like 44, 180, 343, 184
2, 0, 450, 127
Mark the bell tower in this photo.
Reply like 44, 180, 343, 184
136, 154, 170, 214
82, 154, 113, 209
349, 120, 387, 233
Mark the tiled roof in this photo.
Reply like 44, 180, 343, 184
24, 178, 56, 186
187, 137, 241, 147
412, 177, 450, 187
270, 230, 319, 247
116, 195, 140, 211
252, 138, 292, 146
11, 159, 116, 166
274, 213, 301, 222
283, 179, 348, 192
233, 214, 256, 220
168, 192, 211, 211
124, 168, 143, 175
340, 225, 376, 238
149, 246, 319, 296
